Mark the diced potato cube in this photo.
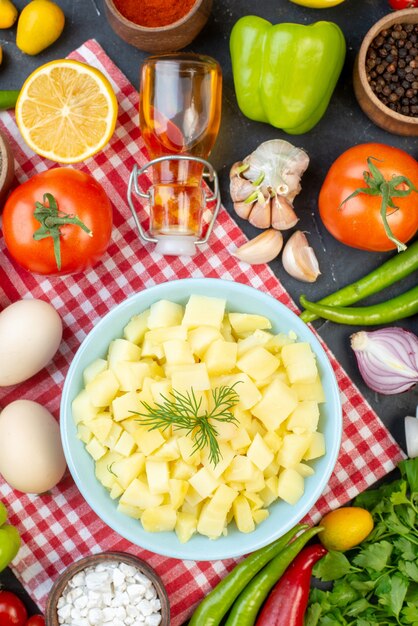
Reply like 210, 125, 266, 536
230, 427, 252, 452
89, 414, 113, 444
120, 477, 164, 508
203, 339, 238, 375
189, 467, 220, 499
303, 432, 326, 460
286, 401, 320, 434
233, 495, 255, 533
141, 505, 177, 532
114, 430, 137, 456
147, 300, 184, 329
243, 492, 263, 510
169, 479, 189, 509
229, 313, 272, 336
182, 295, 226, 330
197, 484, 237, 539
77, 423, 93, 444
237, 347, 280, 381
109, 482, 124, 499
111, 452, 145, 488
224, 455, 256, 482
277, 433, 313, 468
201, 442, 235, 478
86, 370, 120, 408
184, 486, 205, 507
220, 317, 234, 342
140, 337, 164, 360
295, 462, 315, 477
72, 389, 100, 424
117, 502, 143, 519
237, 330, 273, 357
177, 436, 201, 466
103, 423, 123, 448
252, 379, 298, 431
260, 477, 279, 507
247, 418, 266, 439
83, 358, 108, 386
171, 459, 196, 481
85, 437, 107, 461
171, 363, 211, 391
123, 309, 150, 344
265, 332, 296, 354
145, 460, 170, 494
188, 326, 223, 359
108, 338, 141, 367
112, 361, 151, 392
263, 431, 283, 453
150, 437, 180, 461
233, 407, 253, 429
277, 468, 305, 505
247, 433, 274, 471
112, 391, 143, 422
150, 380, 172, 404
252, 508, 269, 524
95, 450, 123, 488
244, 468, 265, 493
175, 511, 197, 543
224, 373, 262, 410
146, 325, 187, 345
215, 419, 238, 442
263, 457, 281, 479
163, 339, 195, 365
291, 376, 326, 403
281, 343, 318, 384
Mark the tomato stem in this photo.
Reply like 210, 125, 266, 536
340, 156, 416, 252
33, 193, 92, 271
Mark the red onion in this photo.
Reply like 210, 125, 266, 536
350, 327, 418, 395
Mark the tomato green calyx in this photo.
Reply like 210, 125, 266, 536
340, 156, 417, 253
33, 193, 93, 270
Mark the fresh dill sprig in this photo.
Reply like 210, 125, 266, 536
132, 384, 240, 466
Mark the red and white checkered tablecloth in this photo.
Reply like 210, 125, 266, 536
0, 40, 405, 625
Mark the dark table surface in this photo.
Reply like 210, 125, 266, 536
0, 0, 417, 616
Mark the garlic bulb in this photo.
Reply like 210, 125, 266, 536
281, 231, 320, 283
233, 229, 284, 265
230, 140, 309, 230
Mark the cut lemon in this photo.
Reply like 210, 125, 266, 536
15, 59, 118, 163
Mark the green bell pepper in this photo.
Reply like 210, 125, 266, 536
229, 16, 346, 134
0, 501, 21, 572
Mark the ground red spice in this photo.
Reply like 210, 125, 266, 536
114, 0, 196, 28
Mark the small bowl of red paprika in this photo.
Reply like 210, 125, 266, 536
103, 0, 212, 53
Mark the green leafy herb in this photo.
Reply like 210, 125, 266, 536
307, 458, 418, 625
132, 384, 239, 466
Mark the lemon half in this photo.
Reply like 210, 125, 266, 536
15, 59, 118, 163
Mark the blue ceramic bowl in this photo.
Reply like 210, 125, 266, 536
60, 278, 342, 560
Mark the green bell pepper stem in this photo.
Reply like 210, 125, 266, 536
0, 524, 21, 572
230, 16, 346, 134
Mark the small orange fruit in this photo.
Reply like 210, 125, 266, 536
319, 506, 374, 551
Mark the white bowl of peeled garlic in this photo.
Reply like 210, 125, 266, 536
60, 278, 342, 560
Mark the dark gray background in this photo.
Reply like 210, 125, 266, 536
0, 0, 417, 614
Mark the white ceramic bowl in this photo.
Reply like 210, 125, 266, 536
60, 278, 342, 560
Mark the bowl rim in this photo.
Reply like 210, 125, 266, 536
357, 8, 418, 125
103, 0, 206, 32
60, 278, 343, 560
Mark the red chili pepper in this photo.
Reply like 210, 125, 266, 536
255, 543, 327, 626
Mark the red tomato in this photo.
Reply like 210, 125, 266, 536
0, 591, 27, 626
25, 616, 45, 626
388, 0, 418, 8
319, 143, 418, 252
2, 168, 113, 275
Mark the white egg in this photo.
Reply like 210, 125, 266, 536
0, 400, 67, 494
0, 298, 62, 386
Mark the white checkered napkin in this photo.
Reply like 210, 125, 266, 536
0, 40, 404, 626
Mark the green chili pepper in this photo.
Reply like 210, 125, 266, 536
300, 284, 418, 326
0, 90, 20, 110
188, 524, 307, 626
300, 239, 418, 323
0, 502, 7, 527
229, 16, 346, 134
0, 502, 20, 573
224, 525, 322, 626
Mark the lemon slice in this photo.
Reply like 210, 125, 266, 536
15, 59, 118, 163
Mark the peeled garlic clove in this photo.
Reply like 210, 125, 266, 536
248, 195, 271, 229
233, 229, 283, 265
271, 195, 299, 230
282, 231, 320, 283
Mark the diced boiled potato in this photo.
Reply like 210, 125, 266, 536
150, 380, 172, 404
263, 457, 281, 479
233, 407, 253, 429
169, 479, 189, 509
244, 468, 265, 493
85, 437, 107, 461
77, 423, 93, 444
140, 337, 164, 360
244, 492, 264, 511
260, 476, 279, 507
148, 300, 184, 329
291, 376, 326, 403
171, 459, 196, 481
163, 339, 195, 365
237, 346, 280, 381
184, 486, 205, 507
108, 338, 141, 367
112, 391, 143, 422
303, 432, 326, 460
286, 401, 320, 434
265, 332, 296, 354
117, 502, 143, 519
86, 370, 120, 408
176, 511, 197, 543
103, 423, 123, 448
123, 309, 150, 344
137, 377, 156, 407
83, 358, 108, 386
72, 389, 100, 424
112, 361, 151, 392
263, 431, 282, 453
215, 419, 238, 442
171, 363, 211, 391
182, 295, 226, 330
95, 450, 123, 488
224, 373, 262, 410
220, 317, 234, 342
237, 330, 273, 357
277, 433, 313, 468
150, 437, 180, 462
229, 313, 272, 336
295, 462, 315, 477
177, 436, 200, 466
224, 455, 256, 482
203, 339, 238, 375
230, 428, 252, 452
109, 482, 124, 499
120, 477, 164, 509
141, 505, 177, 532
281, 343, 318, 384
247, 433, 274, 471
188, 326, 223, 359
89, 414, 113, 444
145, 325, 187, 345
197, 484, 237, 539
277, 468, 305, 505
201, 441, 235, 479
252, 379, 298, 431
246, 418, 266, 440
252, 508, 269, 524
114, 430, 137, 456
189, 467, 220, 498
233, 495, 255, 533
145, 460, 170, 494
111, 452, 145, 488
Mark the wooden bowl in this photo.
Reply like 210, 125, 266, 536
0, 127, 15, 210
353, 9, 418, 136
45, 551, 170, 626
103, 0, 213, 53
